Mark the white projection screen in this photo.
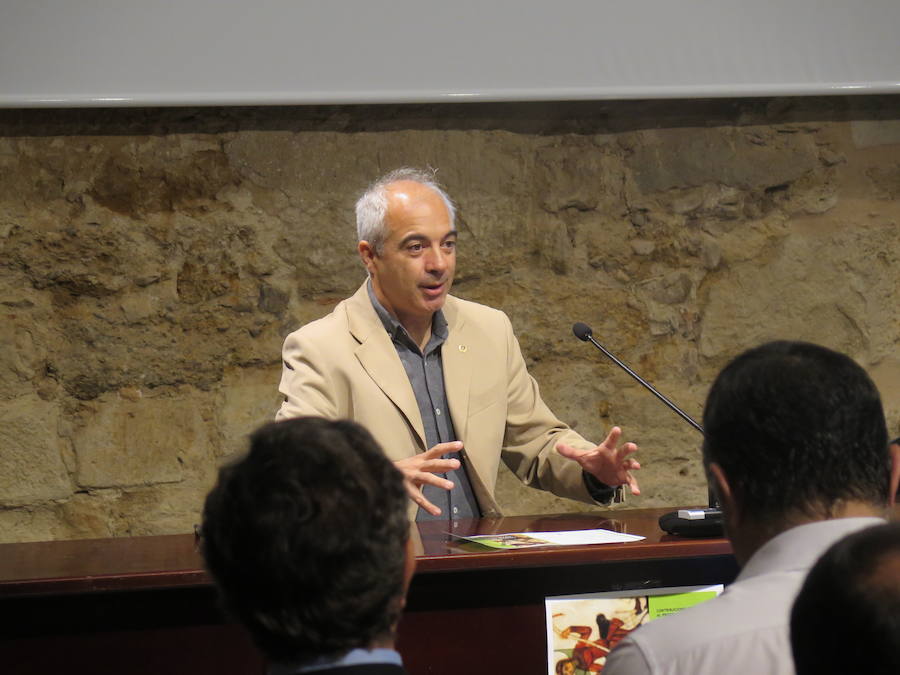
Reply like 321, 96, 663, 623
1, 0, 898, 108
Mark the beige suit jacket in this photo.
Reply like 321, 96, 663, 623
276, 282, 598, 517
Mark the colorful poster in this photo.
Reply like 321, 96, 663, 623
546, 585, 722, 674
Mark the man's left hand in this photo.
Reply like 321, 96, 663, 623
556, 426, 641, 495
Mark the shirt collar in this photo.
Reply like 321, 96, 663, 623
270, 647, 403, 674
737, 516, 886, 583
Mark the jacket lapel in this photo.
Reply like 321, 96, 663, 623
442, 298, 503, 517
346, 283, 427, 449
442, 297, 473, 442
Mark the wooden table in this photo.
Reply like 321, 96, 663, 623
0, 508, 737, 675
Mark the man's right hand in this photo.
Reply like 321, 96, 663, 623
395, 441, 463, 516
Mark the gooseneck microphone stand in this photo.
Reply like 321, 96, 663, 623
572, 322, 722, 537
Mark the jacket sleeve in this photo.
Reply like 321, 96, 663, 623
275, 327, 340, 421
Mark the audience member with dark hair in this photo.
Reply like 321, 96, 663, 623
790, 522, 900, 675
605, 341, 899, 675
201, 417, 413, 674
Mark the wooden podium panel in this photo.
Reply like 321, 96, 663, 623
401, 510, 736, 674
0, 509, 737, 675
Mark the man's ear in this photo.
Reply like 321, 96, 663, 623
387, 535, 418, 642
358, 240, 376, 274
709, 462, 739, 528
888, 442, 900, 508
399, 535, 418, 611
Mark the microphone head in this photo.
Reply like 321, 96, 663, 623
572, 322, 593, 341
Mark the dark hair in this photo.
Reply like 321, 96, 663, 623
702, 341, 889, 522
791, 522, 900, 675
201, 417, 409, 665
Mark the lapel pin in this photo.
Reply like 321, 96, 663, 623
458, 344, 467, 352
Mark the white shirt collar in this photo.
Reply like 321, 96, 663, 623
738, 516, 887, 582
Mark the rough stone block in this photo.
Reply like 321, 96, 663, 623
699, 225, 892, 361
0, 320, 40, 397
0, 396, 70, 506
851, 120, 900, 148
627, 127, 820, 192
73, 394, 199, 488
217, 367, 285, 460
113, 484, 209, 536
0, 504, 62, 543
56, 485, 207, 539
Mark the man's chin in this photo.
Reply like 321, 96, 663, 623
424, 295, 447, 312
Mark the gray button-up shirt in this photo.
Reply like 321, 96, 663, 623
367, 282, 481, 521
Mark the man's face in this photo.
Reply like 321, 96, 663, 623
359, 180, 457, 328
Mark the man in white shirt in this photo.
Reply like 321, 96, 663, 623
605, 341, 898, 675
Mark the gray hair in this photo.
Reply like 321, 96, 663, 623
355, 167, 456, 254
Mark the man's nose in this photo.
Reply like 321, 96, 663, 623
425, 245, 449, 274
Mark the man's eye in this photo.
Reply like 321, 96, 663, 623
443, 240, 457, 250
408, 243, 423, 253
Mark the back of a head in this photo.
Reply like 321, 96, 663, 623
201, 417, 409, 665
702, 341, 889, 522
791, 522, 900, 675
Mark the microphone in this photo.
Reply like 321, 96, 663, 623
572, 322, 723, 537
573, 323, 703, 434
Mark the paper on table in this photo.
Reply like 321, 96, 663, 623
450, 528, 644, 550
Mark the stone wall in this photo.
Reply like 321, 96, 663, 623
1, 97, 898, 543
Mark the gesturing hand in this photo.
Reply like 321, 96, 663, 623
556, 426, 641, 496
394, 441, 463, 516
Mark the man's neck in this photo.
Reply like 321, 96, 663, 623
366, 280, 435, 351
728, 500, 889, 567
399, 318, 432, 352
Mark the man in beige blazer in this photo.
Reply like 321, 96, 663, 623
277, 168, 640, 518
